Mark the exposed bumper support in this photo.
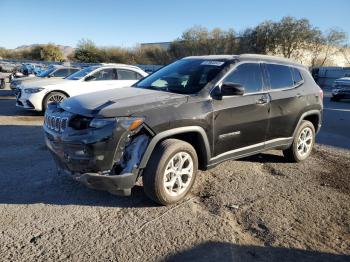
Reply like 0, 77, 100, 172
74, 171, 138, 196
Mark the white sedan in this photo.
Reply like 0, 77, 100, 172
15, 64, 148, 112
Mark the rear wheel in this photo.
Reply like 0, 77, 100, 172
143, 139, 198, 205
283, 120, 315, 162
43, 92, 67, 111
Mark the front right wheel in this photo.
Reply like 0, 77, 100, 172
283, 120, 315, 162
143, 139, 198, 205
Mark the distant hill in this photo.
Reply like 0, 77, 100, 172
14, 44, 75, 59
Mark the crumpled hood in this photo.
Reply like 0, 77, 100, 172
20, 78, 69, 88
60, 87, 189, 117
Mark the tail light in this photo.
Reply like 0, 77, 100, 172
319, 89, 324, 102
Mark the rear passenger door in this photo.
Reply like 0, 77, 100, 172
117, 69, 143, 87
77, 68, 119, 95
212, 62, 270, 158
264, 63, 305, 141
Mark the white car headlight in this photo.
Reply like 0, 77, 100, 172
24, 88, 44, 94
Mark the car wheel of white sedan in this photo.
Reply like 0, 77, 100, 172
43, 92, 67, 111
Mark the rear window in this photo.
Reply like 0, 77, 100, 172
291, 67, 303, 84
266, 64, 294, 89
117, 69, 142, 80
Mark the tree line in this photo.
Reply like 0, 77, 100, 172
1, 16, 349, 66
0, 44, 64, 62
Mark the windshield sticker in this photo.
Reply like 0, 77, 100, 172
201, 61, 225, 66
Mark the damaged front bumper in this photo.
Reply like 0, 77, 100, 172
56, 164, 138, 196
44, 105, 150, 196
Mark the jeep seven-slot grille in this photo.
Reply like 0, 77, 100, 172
44, 115, 68, 133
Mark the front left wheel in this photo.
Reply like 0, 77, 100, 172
143, 139, 198, 205
43, 91, 67, 111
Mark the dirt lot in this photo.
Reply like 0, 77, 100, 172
0, 84, 349, 262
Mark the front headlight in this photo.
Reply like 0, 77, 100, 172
24, 88, 44, 94
89, 117, 144, 130
89, 118, 116, 128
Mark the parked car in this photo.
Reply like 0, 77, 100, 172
0, 73, 5, 89
44, 54, 323, 205
10, 65, 80, 90
20, 63, 45, 76
0, 62, 19, 73
331, 74, 350, 101
15, 64, 147, 112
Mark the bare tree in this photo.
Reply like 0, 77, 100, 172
238, 17, 322, 60
310, 29, 347, 66
340, 45, 350, 65
273, 17, 322, 59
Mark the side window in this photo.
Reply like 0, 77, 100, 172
117, 69, 140, 80
291, 67, 303, 84
68, 68, 80, 76
224, 63, 263, 93
266, 64, 294, 89
52, 69, 69, 77
90, 68, 118, 81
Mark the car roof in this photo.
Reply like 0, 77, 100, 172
97, 63, 145, 71
183, 55, 239, 61
183, 54, 307, 69
52, 65, 79, 69
239, 54, 307, 69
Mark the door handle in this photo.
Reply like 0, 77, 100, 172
256, 95, 269, 105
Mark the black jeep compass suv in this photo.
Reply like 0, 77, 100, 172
44, 54, 323, 205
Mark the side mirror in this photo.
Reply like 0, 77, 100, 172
212, 82, 244, 98
85, 75, 96, 82
221, 82, 244, 96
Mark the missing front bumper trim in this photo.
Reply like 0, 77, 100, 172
74, 171, 138, 196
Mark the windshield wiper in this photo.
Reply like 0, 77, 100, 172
142, 86, 168, 91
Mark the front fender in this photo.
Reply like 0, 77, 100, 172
139, 126, 211, 169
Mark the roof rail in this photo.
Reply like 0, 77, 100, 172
239, 54, 306, 68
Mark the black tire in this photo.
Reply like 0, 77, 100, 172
143, 139, 198, 205
283, 120, 315, 162
43, 91, 67, 112
0, 79, 5, 89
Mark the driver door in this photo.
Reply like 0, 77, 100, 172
212, 62, 270, 157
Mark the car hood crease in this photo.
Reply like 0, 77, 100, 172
59, 87, 189, 117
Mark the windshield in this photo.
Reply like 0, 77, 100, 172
37, 67, 55, 77
66, 66, 99, 80
134, 59, 227, 94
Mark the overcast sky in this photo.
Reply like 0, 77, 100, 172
1, 0, 349, 49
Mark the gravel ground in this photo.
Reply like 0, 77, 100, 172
0, 84, 349, 262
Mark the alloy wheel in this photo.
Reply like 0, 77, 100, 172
163, 152, 194, 197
